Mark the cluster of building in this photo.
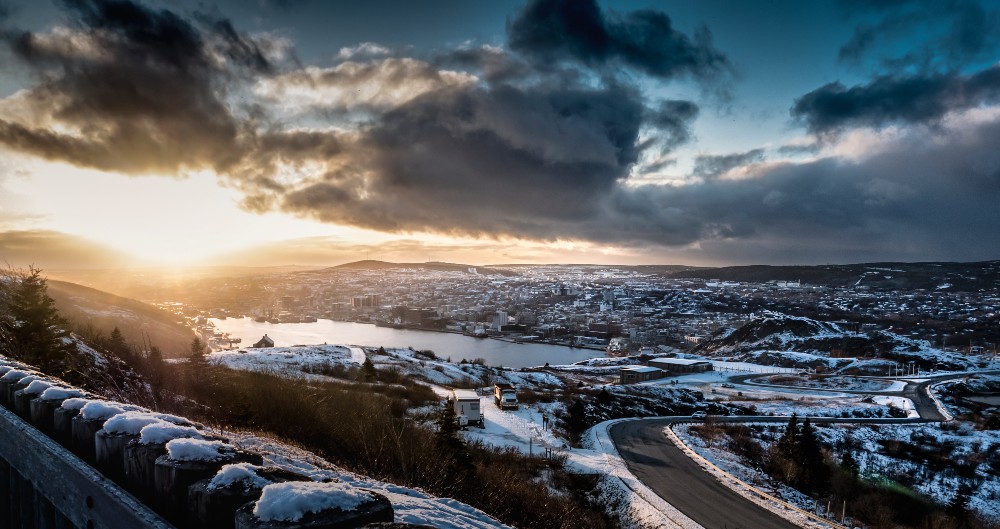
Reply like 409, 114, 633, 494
159, 263, 998, 357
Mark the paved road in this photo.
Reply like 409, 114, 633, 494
611, 419, 801, 529
608, 371, 1000, 528
730, 371, 1000, 422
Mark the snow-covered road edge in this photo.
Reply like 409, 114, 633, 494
664, 425, 844, 529
582, 418, 703, 529
926, 381, 955, 421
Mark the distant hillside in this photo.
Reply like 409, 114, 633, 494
48, 280, 196, 358
669, 261, 1000, 291
693, 312, 989, 373
46, 265, 320, 301
329, 260, 516, 276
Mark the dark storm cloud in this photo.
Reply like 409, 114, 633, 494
691, 148, 765, 179
646, 100, 699, 154
0, 0, 276, 175
600, 117, 1000, 261
0, 0, 708, 244
791, 1, 1000, 137
276, 82, 646, 235
838, 0, 1000, 73
267, 77, 1000, 262
432, 46, 532, 85
507, 0, 730, 81
791, 65, 1000, 134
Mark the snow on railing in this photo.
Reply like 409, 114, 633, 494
0, 356, 395, 529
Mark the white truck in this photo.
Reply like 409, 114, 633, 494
453, 389, 483, 427
493, 383, 518, 410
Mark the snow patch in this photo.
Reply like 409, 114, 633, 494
102, 412, 180, 435
60, 397, 93, 411
139, 423, 203, 445
1, 369, 31, 382
208, 463, 272, 491
23, 380, 53, 395
253, 481, 373, 522
80, 401, 137, 421
40, 387, 85, 401
166, 438, 230, 462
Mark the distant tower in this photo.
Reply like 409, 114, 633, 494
493, 311, 508, 331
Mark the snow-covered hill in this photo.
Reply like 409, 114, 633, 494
694, 312, 995, 374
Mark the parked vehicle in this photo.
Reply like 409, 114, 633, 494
453, 389, 484, 427
493, 383, 519, 410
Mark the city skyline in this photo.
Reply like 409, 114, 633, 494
1, 0, 999, 268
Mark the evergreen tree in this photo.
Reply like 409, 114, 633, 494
107, 326, 130, 358
437, 398, 460, 444
947, 481, 974, 520
776, 414, 800, 458
145, 345, 165, 391
796, 417, 829, 493
435, 397, 472, 494
187, 336, 210, 387
769, 414, 801, 485
361, 357, 377, 382
5, 267, 75, 374
840, 450, 860, 478
565, 399, 588, 445
190, 336, 207, 362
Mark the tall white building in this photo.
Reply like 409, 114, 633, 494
492, 310, 508, 330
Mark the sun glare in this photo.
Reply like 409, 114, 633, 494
9, 162, 349, 265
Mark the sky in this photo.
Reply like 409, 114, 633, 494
0, 0, 998, 268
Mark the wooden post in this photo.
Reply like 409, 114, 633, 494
51, 407, 81, 448
95, 432, 139, 482
14, 390, 39, 420
70, 416, 106, 464
123, 441, 168, 503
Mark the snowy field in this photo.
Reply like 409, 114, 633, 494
209, 345, 364, 373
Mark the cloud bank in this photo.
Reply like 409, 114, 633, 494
0, 0, 997, 264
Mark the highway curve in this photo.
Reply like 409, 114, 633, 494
607, 371, 1000, 528
610, 419, 801, 529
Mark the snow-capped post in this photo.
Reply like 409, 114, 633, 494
187, 465, 311, 529
71, 401, 129, 464
13, 379, 52, 420
29, 386, 84, 435
52, 398, 89, 447
233, 481, 394, 529
153, 438, 264, 525
96, 412, 186, 482
0, 369, 32, 408
124, 423, 205, 503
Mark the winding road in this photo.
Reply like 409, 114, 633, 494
611, 418, 801, 529
608, 371, 998, 529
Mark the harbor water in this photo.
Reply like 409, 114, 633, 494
209, 317, 604, 369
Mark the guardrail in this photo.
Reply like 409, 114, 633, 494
0, 404, 173, 529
